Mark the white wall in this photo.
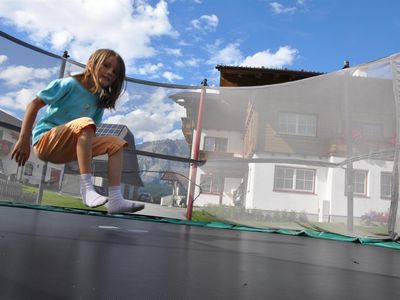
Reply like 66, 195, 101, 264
246, 157, 320, 214
247, 154, 393, 219
329, 157, 392, 217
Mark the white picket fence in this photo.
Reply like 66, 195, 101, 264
0, 179, 36, 203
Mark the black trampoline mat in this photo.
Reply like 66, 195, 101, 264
0, 205, 399, 300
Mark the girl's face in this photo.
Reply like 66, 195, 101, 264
98, 56, 119, 88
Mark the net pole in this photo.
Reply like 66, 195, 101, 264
389, 54, 400, 240
36, 51, 69, 204
344, 71, 354, 234
186, 81, 207, 220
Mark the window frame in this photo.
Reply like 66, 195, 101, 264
24, 162, 34, 176
278, 112, 317, 137
380, 172, 392, 199
352, 121, 384, 141
345, 169, 368, 197
274, 165, 316, 194
200, 174, 224, 195
203, 136, 228, 152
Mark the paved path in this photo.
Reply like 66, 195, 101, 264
138, 202, 187, 220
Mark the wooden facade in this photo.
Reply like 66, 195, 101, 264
242, 75, 395, 159
217, 65, 325, 159
216, 65, 323, 87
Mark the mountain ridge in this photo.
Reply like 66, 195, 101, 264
136, 138, 190, 184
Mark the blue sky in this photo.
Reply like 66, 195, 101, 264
0, 0, 399, 142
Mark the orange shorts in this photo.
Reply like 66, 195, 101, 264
33, 117, 128, 164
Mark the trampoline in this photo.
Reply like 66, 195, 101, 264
0, 205, 399, 300
1, 31, 400, 299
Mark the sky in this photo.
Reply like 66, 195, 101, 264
0, 0, 399, 143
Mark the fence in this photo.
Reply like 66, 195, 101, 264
0, 179, 36, 203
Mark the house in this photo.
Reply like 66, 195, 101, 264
160, 171, 187, 206
171, 57, 398, 225
0, 109, 64, 189
171, 67, 323, 208
61, 123, 143, 199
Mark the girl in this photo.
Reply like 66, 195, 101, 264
11, 49, 144, 214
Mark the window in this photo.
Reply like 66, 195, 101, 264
354, 170, 367, 195
200, 174, 224, 194
345, 170, 368, 196
352, 122, 383, 141
24, 162, 34, 176
203, 136, 228, 152
381, 172, 392, 199
279, 112, 317, 137
274, 166, 315, 193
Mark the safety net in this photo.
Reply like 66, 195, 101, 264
1, 31, 400, 246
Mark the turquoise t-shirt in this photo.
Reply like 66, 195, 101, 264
32, 77, 104, 145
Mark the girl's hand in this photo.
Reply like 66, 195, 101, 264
11, 137, 31, 166
11, 97, 46, 166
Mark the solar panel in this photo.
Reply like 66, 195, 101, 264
96, 123, 125, 137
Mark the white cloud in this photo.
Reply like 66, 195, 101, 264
207, 40, 298, 68
0, 55, 8, 64
0, 64, 57, 112
207, 42, 243, 66
103, 88, 186, 142
185, 57, 201, 67
270, 2, 297, 14
174, 57, 201, 68
0, 0, 177, 70
164, 47, 182, 56
241, 46, 298, 68
191, 14, 218, 32
0, 86, 42, 110
162, 71, 183, 82
135, 62, 164, 76
0, 65, 56, 86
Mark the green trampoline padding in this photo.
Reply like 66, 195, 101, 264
1, 200, 399, 250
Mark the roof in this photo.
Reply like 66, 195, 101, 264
0, 110, 22, 131
160, 171, 187, 189
215, 64, 324, 75
215, 64, 325, 87
65, 123, 144, 187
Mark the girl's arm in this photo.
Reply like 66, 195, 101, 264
11, 98, 46, 166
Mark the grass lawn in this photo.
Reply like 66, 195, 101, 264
193, 207, 389, 237
12, 187, 390, 237
22, 186, 106, 212
191, 210, 225, 222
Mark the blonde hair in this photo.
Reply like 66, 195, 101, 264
78, 49, 126, 109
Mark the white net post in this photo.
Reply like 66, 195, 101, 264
389, 54, 400, 240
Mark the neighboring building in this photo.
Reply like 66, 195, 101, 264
160, 171, 187, 206
0, 110, 64, 189
172, 62, 396, 223
61, 123, 143, 199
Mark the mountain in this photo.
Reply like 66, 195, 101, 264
135, 139, 190, 185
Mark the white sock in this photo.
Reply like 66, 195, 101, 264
80, 174, 108, 208
106, 185, 144, 214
